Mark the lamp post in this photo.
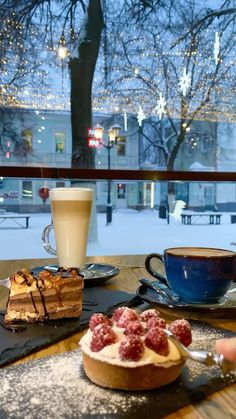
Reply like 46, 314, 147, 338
137, 106, 145, 167
94, 123, 121, 224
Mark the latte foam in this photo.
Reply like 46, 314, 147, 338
166, 247, 235, 258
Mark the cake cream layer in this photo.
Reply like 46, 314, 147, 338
5, 301, 82, 322
10, 277, 83, 297
80, 327, 181, 368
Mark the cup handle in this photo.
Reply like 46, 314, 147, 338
42, 224, 57, 256
145, 253, 170, 288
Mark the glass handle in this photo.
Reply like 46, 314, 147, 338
42, 224, 57, 256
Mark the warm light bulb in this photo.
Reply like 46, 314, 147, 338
58, 45, 68, 60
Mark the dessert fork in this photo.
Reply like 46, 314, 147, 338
164, 328, 236, 375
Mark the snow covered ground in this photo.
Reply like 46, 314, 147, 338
0, 209, 235, 261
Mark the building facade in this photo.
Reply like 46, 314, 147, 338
0, 108, 235, 213
0, 109, 149, 213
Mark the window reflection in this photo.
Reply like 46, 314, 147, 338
22, 181, 33, 199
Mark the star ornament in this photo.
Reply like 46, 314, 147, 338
179, 68, 191, 96
214, 32, 220, 65
156, 93, 166, 119
137, 106, 145, 126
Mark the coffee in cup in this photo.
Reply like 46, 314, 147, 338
42, 187, 93, 268
145, 247, 236, 304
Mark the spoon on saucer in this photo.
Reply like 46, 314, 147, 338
164, 328, 236, 375
139, 278, 181, 304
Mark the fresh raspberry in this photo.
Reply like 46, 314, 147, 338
119, 334, 144, 361
116, 308, 139, 328
90, 324, 117, 352
145, 326, 169, 356
124, 320, 144, 336
111, 306, 127, 322
89, 313, 110, 331
168, 319, 192, 347
140, 308, 160, 322
146, 317, 166, 330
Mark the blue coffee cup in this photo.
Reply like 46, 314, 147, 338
145, 247, 236, 304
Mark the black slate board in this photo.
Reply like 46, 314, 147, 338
0, 287, 141, 367
0, 322, 235, 419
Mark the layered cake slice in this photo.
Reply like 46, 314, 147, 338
4, 268, 84, 323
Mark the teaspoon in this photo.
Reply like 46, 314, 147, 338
164, 328, 236, 375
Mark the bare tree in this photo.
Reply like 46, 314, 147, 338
0, 0, 103, 168
0, 0, 235, 172
0, 108, 34, 158
98, 0, 235, 170
69, 0, 103, 167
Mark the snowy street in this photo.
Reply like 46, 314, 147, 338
0, 209, 235, 262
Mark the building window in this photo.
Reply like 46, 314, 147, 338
56, 181, 65, 188
117, 183, 126, 199
22, 181, 33, 199
54, 131, 66, 153
117, 136, 126, 156
21, 129, 33, 151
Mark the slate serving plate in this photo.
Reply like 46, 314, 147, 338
36, 263, 120, 287
0, 322, 235, 419
0, 284, 140, 367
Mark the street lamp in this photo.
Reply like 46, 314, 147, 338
94, 123, 121, 224
137, 106, 145, 167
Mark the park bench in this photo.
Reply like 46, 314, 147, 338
181, 212, 222, 225
0, 215, 30, 229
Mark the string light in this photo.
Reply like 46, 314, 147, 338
57, 34, 68, 60
0, 15, 235, 124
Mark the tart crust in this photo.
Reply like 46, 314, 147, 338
82, 352, 183, 390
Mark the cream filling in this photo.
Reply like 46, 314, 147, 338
80, 327, 182, 368
10, 282, 38, 296
9, 278, 82, 297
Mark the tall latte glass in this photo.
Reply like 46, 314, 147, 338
42, 187, 93, 268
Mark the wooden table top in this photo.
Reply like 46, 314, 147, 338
0, 254, 235, 419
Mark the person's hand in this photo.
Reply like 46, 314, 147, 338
215, 337, 236, 362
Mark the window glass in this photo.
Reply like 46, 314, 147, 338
56, 181, 65, 188
22, 181, 33, 199
117, 137, 126, 156
21, 129, 33, 151
54, 131, 66, 153
0, 2, 234, 172
0, 178, 235, 261
117, 183, 126, 199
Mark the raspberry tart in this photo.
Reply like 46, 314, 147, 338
80, 307, 192, 391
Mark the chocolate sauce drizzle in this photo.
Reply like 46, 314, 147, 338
0, 321, 26, 333
33, 276, 49, 321
0, 311, 26, 333
30, 290, 39, 315
13, 270, 50, 321
18, 271, 32, 286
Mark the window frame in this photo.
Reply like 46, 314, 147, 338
1, 167, 236, 183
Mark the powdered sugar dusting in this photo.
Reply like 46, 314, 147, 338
0, 351, 147, 418
0, 322, 235, 418
186, 322, 236, 384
